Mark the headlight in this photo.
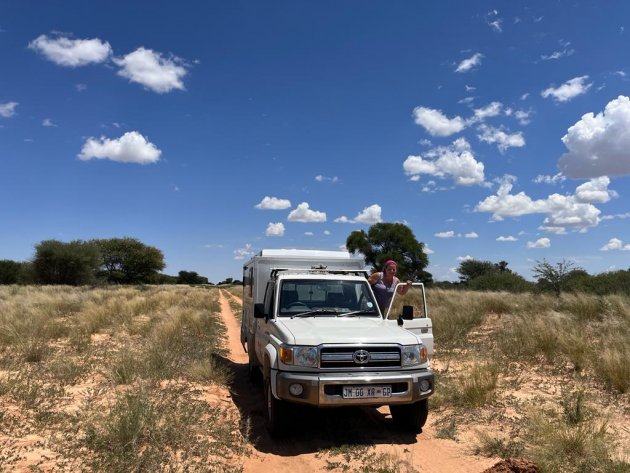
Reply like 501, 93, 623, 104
280, 346, 318, 367
401, 345, 427, 366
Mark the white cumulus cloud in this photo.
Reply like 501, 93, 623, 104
0, 102, 18, 118
288, 202, 327, 223
475, 175, 605, 233
265, 222, 285, 237
514, 110, 532, 125
435, 231, 455, 238
335, 204, 382, 224
477, 124, 525, 152
29, 34, 112, 67
315, 175, 339, 183
600, 238, 630, 251
455, 53, 483, 73
558, 95, 630, 178
114, 47, 187, 93
533, 173, 566, 185
234, 244, 254, 260
497, 235, 518, 241
403, 138, 485, 186
78, 131, 161, 164
541, 75, 592, 102
353, 204, 382, 224
527, 238, 551, 249
255, 196, 291, 210
465, 232, 479, 238
42, 118, 57, 127
412, 107, 466, 137
471, 102, 503, 122
574, 177, 617, 203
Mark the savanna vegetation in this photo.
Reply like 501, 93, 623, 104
1, 284, 628, 472
427, 289, 630, 473
0, 285, 247, 471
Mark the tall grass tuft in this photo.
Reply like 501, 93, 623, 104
427, 289, 486, 347
433, 363, 499, 409
559, 293, 605, 323
474, 431, 524, 458
496, 313, 563, 362
593, 344, 630, 393
524, 393, 624, 473
83, 384, 248, 472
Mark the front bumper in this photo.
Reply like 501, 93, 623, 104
273, 368, 434, 406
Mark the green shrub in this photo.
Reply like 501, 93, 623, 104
469, 272, 534, 293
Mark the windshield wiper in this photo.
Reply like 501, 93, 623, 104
291, 309, 341, 319
337, 309, 378, 318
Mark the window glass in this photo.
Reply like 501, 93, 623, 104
278, 279, 378, 316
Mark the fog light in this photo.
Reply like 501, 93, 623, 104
289, 383, 304, 396
419, 380, 431, 392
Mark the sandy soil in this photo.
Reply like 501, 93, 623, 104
217, 290, 499, 473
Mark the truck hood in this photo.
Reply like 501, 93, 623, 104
277, 317, 421, 346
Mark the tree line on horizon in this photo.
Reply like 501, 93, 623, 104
0, 238, 221, 286
1, 225, 628, 295
346, 223, 630, 296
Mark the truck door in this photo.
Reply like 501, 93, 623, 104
255, 281, 275, 362
385, 283, 433, 356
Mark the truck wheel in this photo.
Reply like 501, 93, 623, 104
264, 377, 287, 437
247, 340, 261, 384
390, 399, 429, 433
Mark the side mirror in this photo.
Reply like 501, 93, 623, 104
254, 303, 266, 319
402, 305, 414, 320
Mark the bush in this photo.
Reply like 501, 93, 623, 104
33, 240, 100, 285
468, 272, 534, 292
0, 260, 22, 284
177, 270, 208, 285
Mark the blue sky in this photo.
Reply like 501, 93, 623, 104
1, 1, 629, 283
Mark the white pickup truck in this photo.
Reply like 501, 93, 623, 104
241, 249, 434, 436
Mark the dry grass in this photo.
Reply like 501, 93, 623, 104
428, 289, 630, 470
0, 285, 246, 471
1, 285, 629, 471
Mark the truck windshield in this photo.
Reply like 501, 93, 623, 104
278, 279, 379, 317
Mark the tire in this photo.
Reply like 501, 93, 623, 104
247, 340, 262, 384
390, 399, 429, 433
264, 376, 287, 437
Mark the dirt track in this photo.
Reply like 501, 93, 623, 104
217, 290, 499, 472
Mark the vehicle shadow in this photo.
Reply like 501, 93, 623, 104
212, 354, 420, 456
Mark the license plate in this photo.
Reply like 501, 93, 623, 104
342, 385, 392, 399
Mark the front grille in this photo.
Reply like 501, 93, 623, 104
320, 345, 401, 369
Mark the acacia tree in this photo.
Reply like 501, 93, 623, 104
346, 222, 432, 283
532, 258, 578, 297
93, 238, 165, 284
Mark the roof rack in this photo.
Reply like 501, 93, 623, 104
269, 267, 369, 279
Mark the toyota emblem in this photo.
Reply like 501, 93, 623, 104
353, 349, 370, 364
